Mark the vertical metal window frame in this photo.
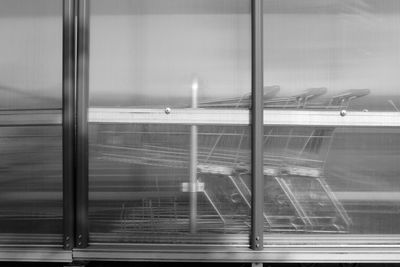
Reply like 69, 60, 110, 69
63, 0, 76, 250
251, 0, 264, 250
76, 0, 90, 248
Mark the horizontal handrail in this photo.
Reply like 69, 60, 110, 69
1, 108, 399, 127
89, 108, 400, 127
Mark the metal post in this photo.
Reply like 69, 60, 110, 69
251, 0, 264, 250
63, 0, 76, 250
190, 78, 198, 233
76, 0, 90, 248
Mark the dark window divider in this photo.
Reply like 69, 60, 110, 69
251, 0, 264, 251
76, 0, 90, 249
63, 0, 76, 250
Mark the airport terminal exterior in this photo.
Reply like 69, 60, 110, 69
0, 0, 400, 265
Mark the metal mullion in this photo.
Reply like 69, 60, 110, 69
63, 0, 76, 250
251, 0, 264, 251
76, 0, 90, 248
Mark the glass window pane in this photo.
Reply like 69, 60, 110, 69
89, 0, 251, 245
263, 0, 400, 237
0, 0, 63, 244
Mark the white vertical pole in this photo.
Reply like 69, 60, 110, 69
190, 78, 198, 233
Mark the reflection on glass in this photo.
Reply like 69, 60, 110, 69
0, 126, 62, 241
0, 1, 62, 244
90, 0, 251, 108
89, 0, 251, 244
90, 125, 251, 243
263, 126, 351, 233
263, 0, 400, 235
264, 0, 400, 111
263, 126, 400, 234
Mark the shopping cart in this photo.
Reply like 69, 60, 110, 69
91, 88, 369, 235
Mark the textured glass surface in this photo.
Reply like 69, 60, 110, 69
263, 0, 400, 235
0, 0, 62, 244
263, 126, 400, 234
90, 125, 251, 243
89, 0, 251, 244
263, 0, 400, 111
90, 0, 251, 108
0, 126, 62, 242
